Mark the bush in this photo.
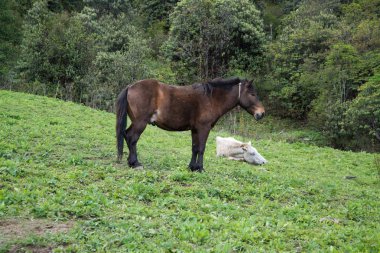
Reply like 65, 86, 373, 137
78, 8, 154, 110
345, 71, 380, 151
17, 2, 95, 101
164, 0, 265, 83
314, 71, 380, 151
0, 0, 22, 86
16, 3, 154, 110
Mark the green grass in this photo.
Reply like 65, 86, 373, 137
0, 90, 379, 252
216, 110, 329, 147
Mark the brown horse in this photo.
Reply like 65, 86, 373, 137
116, 77, 265, 172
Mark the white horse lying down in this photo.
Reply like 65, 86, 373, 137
216, 136, 267, 165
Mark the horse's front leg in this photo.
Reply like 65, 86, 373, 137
193, 128, 210, 172
188, 129, 199, 171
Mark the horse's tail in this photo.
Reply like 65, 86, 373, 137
116, 87, 129, 162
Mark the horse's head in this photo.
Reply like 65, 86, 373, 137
238, 80, 265, 121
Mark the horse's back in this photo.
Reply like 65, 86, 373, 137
129, 79, 161, 93
126, 79, 200, 130
127, 79, 176, 108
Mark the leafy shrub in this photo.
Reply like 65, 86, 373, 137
17, 2, 96, 101
344, 71, 380, 151
16, 3, 153, 110
266, 2, 339, 119
84, 38, 151, 110
314, 71, 380, 151
163, 0, 265, 83
0, 0, 22, 86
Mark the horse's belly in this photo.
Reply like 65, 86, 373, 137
152, 109, 192, 131
155, 121, 191, 131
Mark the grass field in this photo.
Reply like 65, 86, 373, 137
1, 90, 379, 252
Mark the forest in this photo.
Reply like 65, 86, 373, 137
1, 0, 379, 151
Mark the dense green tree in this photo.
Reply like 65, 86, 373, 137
16, 0, 152, 109
17, 1, 95, 101
345, 71, 380, 151
164, 0, 266, 83
267, 1, 339, 118
131, 0, 179, 57
323, 43, 362, 102
132, 0, 179, 27
82, 0, 132, 16
340, 0, 380, 52
0, 0, 22, 86
47, 0, 84, 13
78, 6, 152, 109
317, 70, 380, 151
79, 8, 137, 52
260, 0, 379, 151
308, 44, 363, 144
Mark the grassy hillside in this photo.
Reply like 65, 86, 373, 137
0, 90, 379, 252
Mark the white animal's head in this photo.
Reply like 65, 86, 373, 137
241, 143, 267, 165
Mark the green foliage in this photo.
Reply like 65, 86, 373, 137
46, 0, 85, 13
345, 71, 380, 151
342, 0, 380, 26
83, 0, 132, 16
85, 46, 151, 109
1, 91, 380, 251
309, 69, 380, 151
307, 43, 380, 150
146, 58, 177, 84
0, 0, 22, 85
18, 1, 95, 101
260, 0, 380, 151
309, 43, 362, 123
267, 1, 339, 119
80, 9, 137, 52
79, 9, 152, 109
257, 1, 284, 39
164, 0, 266, 83
132, 0, 179, 27
352, 19, 380, 52
16, 2, 154, 110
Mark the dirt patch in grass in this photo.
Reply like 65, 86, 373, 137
0, 219, 74, 245
7, 244, 53, 253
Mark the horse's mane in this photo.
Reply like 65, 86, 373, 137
192, 77, 241, 96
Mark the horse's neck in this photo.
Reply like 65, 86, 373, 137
211, 87, 239, 116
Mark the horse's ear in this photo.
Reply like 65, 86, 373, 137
243, 79, 253, 87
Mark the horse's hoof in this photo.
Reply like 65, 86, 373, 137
189, 165, 204, 172
189, 166, 199, 172
129, 162, 143, 170
188, 163, 196, 171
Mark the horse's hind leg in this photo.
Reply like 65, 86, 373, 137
125, 121, 147, 168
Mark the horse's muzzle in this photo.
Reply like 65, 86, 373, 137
254, 112, 265, 121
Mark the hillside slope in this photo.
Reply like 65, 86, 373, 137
0, 90, 379, 252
